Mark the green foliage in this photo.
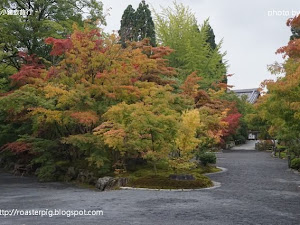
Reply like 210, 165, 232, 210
198, 152, 216, 166
94, 85, 179, 173
154, 3, 227, 88
0, 0, 105, 72
0, 11, 243, 184
222, 91, 253, 142
119, 5, 136, 45
206, 24, 217, 50
62, 134, 109, 170
35, 164, 57, 182
119, 1, 156, 46
290, 158, 300, 170
0, 63, 16, 93
128, 175, 212, 189
135, 0, 156, 46
247, 15, 300, 166
123, 161, 214, 189
287, 141, 300, 159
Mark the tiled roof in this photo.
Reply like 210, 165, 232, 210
232, 88, 260, 104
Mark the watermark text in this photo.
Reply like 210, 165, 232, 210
0, 209, 104, 218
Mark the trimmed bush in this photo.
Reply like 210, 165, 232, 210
199, 152, 216, 166
290, 158, 300, 170
129, 175, 213, 189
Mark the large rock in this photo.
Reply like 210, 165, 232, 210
96, 176, 114, 191
96, 177, 129, 191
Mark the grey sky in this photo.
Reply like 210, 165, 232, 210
100, 0, 299, 89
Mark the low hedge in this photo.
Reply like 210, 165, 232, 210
128, 175, 213, 189
290, 158, 300, 170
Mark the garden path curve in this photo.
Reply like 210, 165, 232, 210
0, 144, 299, 225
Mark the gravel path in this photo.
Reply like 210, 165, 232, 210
230, 140, 258, 150
0, 150, 299, 225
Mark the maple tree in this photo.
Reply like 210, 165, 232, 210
0, 0, 105, 69
0, 16, 244, 181
169, 109, 201, 171
93, 83, 179, 174
9, 52, 45, 86
250, 14, 300, 158
1, 141, 31, 154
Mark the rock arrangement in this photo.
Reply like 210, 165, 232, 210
95, 177, 129, 191
64, 167, 129, 190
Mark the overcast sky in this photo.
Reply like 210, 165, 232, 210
100, 0, 299, 89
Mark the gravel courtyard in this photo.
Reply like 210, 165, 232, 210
1, 149, 299, 225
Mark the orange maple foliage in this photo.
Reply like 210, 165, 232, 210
70, 111, 99, 126
1, 142, 32, 154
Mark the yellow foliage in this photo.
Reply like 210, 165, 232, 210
176, 109, 201, 153
30, 107, 64, 125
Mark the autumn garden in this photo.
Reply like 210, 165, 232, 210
0, 0, 300, 190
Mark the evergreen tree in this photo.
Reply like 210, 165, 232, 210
135, 0, 156, 46
205, 22, 227, 84
206, 24, 217, 50
119, 5, 136, 46
119, 1, 156, 46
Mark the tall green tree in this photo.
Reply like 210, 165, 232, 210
205, 23, 227, 84
206, 24, 217, 50
119, 0, 156, 46
135, 0, 156, 46
119, 5, 136, 46
154, 3, 227, 89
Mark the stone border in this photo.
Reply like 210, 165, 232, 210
204, 166, 227, 175
120, 181, 221, 192
119, 166, 227, 192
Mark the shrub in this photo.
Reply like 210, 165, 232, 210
129, 175, 213, 189
35, 164, 57, 182
290, 158, 300, 170
198, 152, 216, 166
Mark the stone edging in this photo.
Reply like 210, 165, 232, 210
120, 181, 221, 192
204, 166, 227, 175
119, 166, 227, 192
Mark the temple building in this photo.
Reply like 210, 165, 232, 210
232, 88, 261, 104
